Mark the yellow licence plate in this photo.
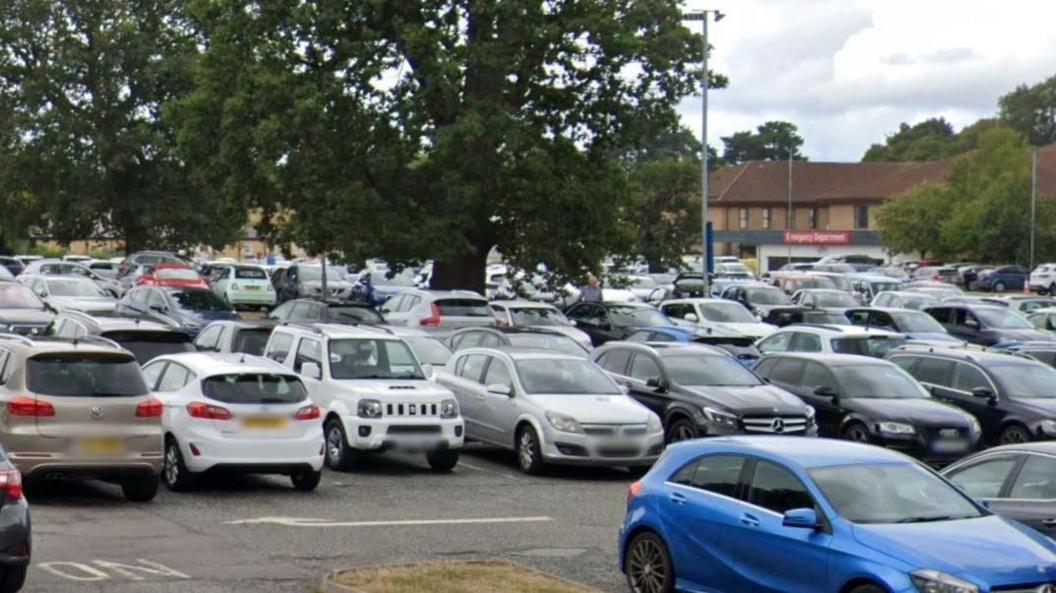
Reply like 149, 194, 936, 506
245, 285, 261, 291
241, 417, 287, 430
76, 438, 125, 456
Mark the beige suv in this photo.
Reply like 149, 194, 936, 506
0, 334, 163, 501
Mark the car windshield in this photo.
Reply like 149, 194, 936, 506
436, 299, 492, 317
371, 270, 417, 286
508, 307, 570, 326
202, 373, 307, 404
805, 312, 852, 325
156, 268, 200, 281
234, 266, 268, 280
300, 266, 347, 282
989, 362, 1056, 398
27, 353, 148, 396
698, 302, 756, 323
894, 295, 940, 310
0, 283, 45, 309
46, 279, 107, 297
402, 336, 453, 366
832, 364, 928, 398
810, 463, 983, 524
812, 291, 858, 308
746, 289, 792, 305
890, 312, 946, 333
101, 330, 195, 364
328, 338, 424, 380
608, 306, 670, 327
329, 306, 385, 324
515, 359, 621, 395
170, 290, 230, 312
664, 354, 762, 386
975, 308, 1033, 329
507, 334, 587, 356
831, 336, 906, 357
871, 282, 902, 294
233, 328, 273, 356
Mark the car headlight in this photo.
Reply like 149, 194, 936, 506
804, 406, 816, 421
703, 406, 739, 427
646, 414, 662, 433
440, 399, 459, 419
545, 411, 583, 434
879, 421, 916, 435
968, 416, 983, 436
357, 399, 383, 419
910, 569, 979, 593
1042, 419, 1056, 434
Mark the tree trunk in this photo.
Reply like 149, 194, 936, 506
430, 250, 488, 295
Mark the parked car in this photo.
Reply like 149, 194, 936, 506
0, 283, 54, 336
22, 259, 121, 296
912, 265, 959, 283
904, 281, 964, 301
564, 302, 672, 346
844, 307, 962, 344
977, 265, 1030, 292
0, 334, 162, 501
116, 251, 185, 279
85, 259, 118, 279
193, 320, 278, 356
349, 269, 419, 306
809, 271, 854, 292
657, 298, 776, 340
997, 341, 1056, 368
1030, 263, 1056, 295
142, 353, 323, 492
759, 306, 851, 328
0, 438, 29, 591
980, 295, 1056, 314
0, 257, 23, 277
624, 327, 763, 367
18, 274, 116, 313
271, 264, 354, 303
720, 284, 793, 318
1028, 307, 1056, 333
487, 300, 591, 350
757, 325, 906, 358
204, 263, 276, 310
136, 264, 210, 290
790, 289, 859, 312
267, 299, 385, 326
118, 286, 238, 337
379, 289, 496, 334
943, 442, 1056, 537
755, 353, 979, 464
48, 310, 194, 364
595, 342, 815, 443
870, 290, 940, 310
448, 327, 589, 357
767, 272, 838, 295
889, 346, 1056, 445
437, 347, 662, 474
379, 326, 454, 370
264, 324, 464, 471
924, 303, 1054, 346
619, 436, 1056, 593
846, 273, 903, 304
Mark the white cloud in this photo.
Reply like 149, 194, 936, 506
680, 0, 1056, 161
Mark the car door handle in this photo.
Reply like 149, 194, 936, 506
740, 512, 760, 527
669, 493, 687, 506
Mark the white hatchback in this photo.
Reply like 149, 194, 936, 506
142, 353, 324, 492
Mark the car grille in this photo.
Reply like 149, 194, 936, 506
387, 425, 441, 435
742, 416, 809, 434
581, 424, 649, 437
598, 446, 641, 458
385, 403, 439, 417
993, 585, 1056, 593
924, 426, 968, 441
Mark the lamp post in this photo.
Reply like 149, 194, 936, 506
1031, 146, 1038, 271
683, 9, 724, 296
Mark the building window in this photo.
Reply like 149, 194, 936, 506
762, 208, 771, 229
855, 205, 870, 229
739, 208, 748, 229
808, 208, 818, 230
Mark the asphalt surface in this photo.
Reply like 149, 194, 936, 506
22, 444, 634, 593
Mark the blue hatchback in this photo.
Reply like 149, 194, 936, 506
619, 436, 1056, 593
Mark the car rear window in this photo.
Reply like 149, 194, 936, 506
329, 306, 385, 324
157, 268, 200, 281
832, 336, 906, 357
202, 373, 307, 404
233, 328, 274, 356
102, 330, 195, 364
234, 267, 267, 280
27, 353, 148, 397
436, 299, 492, 317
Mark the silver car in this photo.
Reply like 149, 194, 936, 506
22, 259, 121, 296
381, 289, 497, 335
436, 347, 663, 474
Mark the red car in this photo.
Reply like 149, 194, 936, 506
137, 264, 209, 290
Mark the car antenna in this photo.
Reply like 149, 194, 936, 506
240, 353, 246, 364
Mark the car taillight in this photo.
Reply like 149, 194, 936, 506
627, 481, 643, 506
0, 471, 22, 502
420, 303, 442, 327
186, 402, 232, 420
294, 404, 321, 421
136, 399, 163, 418
7, 397, 55, 417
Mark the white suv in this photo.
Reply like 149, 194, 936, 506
264, 324, 464, 471
1029, 263, 1056, 295
756, 324, 906, 358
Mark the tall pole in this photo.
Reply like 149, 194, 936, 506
699, 15, 710, 296
1031, 146, 1038, 270
787, 148, 793, 266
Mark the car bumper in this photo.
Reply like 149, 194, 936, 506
7, 434, 164, 479
225, 290, 277, 306
876, 433, 977, 466
177, 431, 325, 474
342, 417, 465, 453
540, 430, 665, 467
0, 501, 30, 568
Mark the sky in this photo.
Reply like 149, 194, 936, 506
679, 0, 1056, 162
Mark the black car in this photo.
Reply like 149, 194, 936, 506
0, 282, 54, 335
0, 257, 23, 278
755, 353, 980, 465
844, 307, 962, 344
888, 346, 1056, 446
563, 302, 671, 346
0, 444, 29, 592
943, 442, 1056, 537
48, 310, 195, 364
266, 298, 385, 326
117, 286, 238, 337
193, 320, 278, 356
721, 284, 793, 318
448, 327, 589, 357
760, 306, 850, 328
924, 304, 1054, 346
594, 342, 816, 443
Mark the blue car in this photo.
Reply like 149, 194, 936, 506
619, 436, 1056, 593
118, 286, 238, 337
625, 326, 761, 368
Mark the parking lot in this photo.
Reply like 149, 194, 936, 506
23, 445, 632, 593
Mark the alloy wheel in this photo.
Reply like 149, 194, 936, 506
327, 426, 343, 463
164, 443, 180, 486
518, 431, 535, 470
1001, 426, 1029, 445
846, 426, 870, 442
627, 536, 668, 593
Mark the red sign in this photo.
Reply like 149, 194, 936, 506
782, 231, 851, 245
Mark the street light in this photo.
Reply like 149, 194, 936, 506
683, 9, 724, 296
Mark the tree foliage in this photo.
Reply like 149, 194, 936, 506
862, 117, 1004, 163
874, 184, 950, 259
720, 121, 805, 165
627, 158, 699, 273
999, 74, 1056, 147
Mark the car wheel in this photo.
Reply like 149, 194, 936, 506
848, 585, 885, 593
163, 438, 195, 492
842, 423, 872, 443
426, 450, 459, 472
121, 475, 160, 503
0, 565, 27, 593
291, 469, 322, 491
515, 425, 545, 475
1050, 283, 1056, 296
994, 281, 1006, 292
325, 419, 352, 471
625, 532, 674, 593
1000, 424, 1031, 445
665, 418, 698, 444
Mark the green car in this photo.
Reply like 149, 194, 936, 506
209, 264, 276, 310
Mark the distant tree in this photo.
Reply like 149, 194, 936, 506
720, 121, 805, 165
999, 75, 1056, 146
862, 118, 958, 162
875, 185, 951, 259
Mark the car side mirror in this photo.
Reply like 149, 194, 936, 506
421, 363, 435, 380
618, 384, 630, 395
683, 313, 699, 323
646, 377, 667, 392
301, 362, 322, 381
814, 385, 837, 398
971, 387, 996, 402
487, 383, 513, 397
150, 304, 168, 313
782, 508, 821, 530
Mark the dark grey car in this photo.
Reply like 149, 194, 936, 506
0, 445, 28, 593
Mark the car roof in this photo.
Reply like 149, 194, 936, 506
56, 310, 179, 332
0, 334, 133, 356
202, 319, 278, 330
760, 352, 894, 367
460, 346, 585, 361
888, 345, 1033, 365
974, 441, 1056, 457
667, 436, 914, 469
151, 352, 289, 376
925, 303, 1008, 312
772, 324, 899, 337
661, 298, 736, 305
274, 323, 398, 340
489, 300, 558, 309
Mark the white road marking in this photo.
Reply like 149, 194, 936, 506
457, 460, 518, 479
38, 559, 191, 582
38, 562, 109, 582
225, 516, 553, 528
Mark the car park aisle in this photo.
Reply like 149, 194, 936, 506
23, 446, 631, 593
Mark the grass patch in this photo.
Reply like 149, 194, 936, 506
332, 561, 596, 593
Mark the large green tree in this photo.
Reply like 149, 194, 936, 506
862, 117, 958, 162
172, 0, 713, 292
874, 184, 950, 259
720, 120, 805, 165
999, 74, 1056, 147
627, 157, 699, 273
0, 0, 244, 252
